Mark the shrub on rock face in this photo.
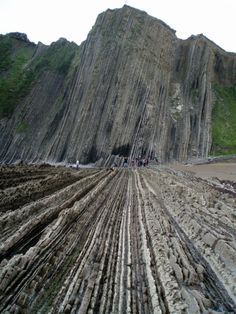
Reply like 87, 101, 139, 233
0, 35, 36, 118
0, 34, 77, 119
211, 85, 236, 156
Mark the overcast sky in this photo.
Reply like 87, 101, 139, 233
0, 0, 235, 52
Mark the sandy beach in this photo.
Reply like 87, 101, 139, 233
170, 161, 236, 182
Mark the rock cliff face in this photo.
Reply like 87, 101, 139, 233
0, 5, 236, 164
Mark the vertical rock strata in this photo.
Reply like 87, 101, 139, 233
0, 165, 236, 312
0, 5, 235, 164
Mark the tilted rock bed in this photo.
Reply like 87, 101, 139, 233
0, 165, 235, 313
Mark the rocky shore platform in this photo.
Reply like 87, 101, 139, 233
0, 164, 235, 313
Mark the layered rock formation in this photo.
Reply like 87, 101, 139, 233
0, 165, 236, 312
0, 5, 235, 164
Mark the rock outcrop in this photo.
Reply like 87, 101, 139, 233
0, 5, 236, 164
0, 165, 236, 312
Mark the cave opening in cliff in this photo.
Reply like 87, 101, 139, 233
111, 144, 131, 157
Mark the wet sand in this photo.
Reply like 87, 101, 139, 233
170, 161, 236, 182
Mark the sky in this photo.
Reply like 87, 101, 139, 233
0, 0, 235, 52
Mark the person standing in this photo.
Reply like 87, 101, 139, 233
76, 160, 80, 169
123, 157, 128, 167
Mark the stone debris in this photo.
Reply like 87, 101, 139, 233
0, 164, 235, 313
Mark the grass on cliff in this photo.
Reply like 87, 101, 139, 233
0, 36, 78, 119
211, 85, 236, 155
0, 36, 35, 118
0, 37, 12, 70
34, 39, 77, 75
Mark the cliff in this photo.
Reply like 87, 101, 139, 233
0, 6, 236, 164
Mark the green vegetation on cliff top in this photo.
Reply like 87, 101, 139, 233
34, 39, 77, 75
211, 85, 236, 155
0, 35, 35, 118
0, 35, 78, 119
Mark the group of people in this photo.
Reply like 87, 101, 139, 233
74, 155, 158, 169
132, 157, 149, 167
122, 156, 155, 168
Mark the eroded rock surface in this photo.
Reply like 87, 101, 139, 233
0, 165, 235, 313
0, 5, 236, 164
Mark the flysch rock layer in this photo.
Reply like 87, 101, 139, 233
0, 5, 236, 165
0, 164, 235, 313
